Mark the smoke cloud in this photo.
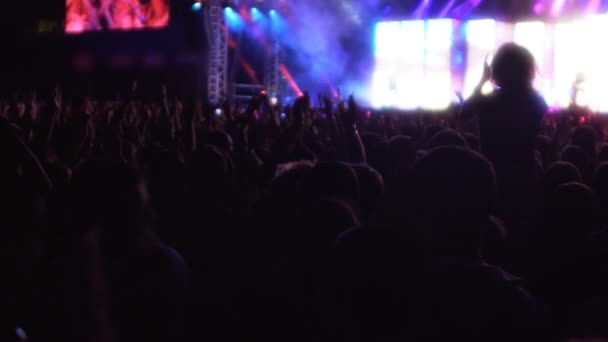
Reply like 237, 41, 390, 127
276, 0, 382, 103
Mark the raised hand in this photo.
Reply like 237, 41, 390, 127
472, 55, 492, 96
323, 95, 333, 117
174, 97, 184, 117
292, 95, 307, 125
143, 104, 153, 119
27, 90, 41, 120
342, 94, 358, 126
53, 85, 63, 109
161, 84, 169, 112
480, 55, 491, 84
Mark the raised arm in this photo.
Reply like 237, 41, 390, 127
32, 86, 62, 159
460, 58, 491, 120
0, 119, 52, 192
339, 95, 366, 163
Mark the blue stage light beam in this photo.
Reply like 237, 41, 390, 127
192, 2, 202, 11
224, 7, 245, 31
251, 7, 267, 26
248, 7, 269, 40
269, 9, 287, 34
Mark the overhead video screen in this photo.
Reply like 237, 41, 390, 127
66, 0, 170, 34
371, 19, 454, 110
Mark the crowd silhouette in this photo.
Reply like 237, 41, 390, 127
2, 43, 608, 341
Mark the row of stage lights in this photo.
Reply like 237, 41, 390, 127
192, 2, 203, 11
190, 1, 278, 15
189, 0, 302, 97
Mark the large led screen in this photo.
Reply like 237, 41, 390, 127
371, 20, 454, 110
66, 0, 170, 34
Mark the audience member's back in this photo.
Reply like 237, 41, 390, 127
471, 43, 546, 166
571, 125, 597, 164
540, 161, 583, 200
407, 147, 546, 341
71, 160, 189, 342
593, 162, 608, 225
561, 144, 591, 183
462, 43, 546, 225
301, 161, 360, 215
532, 182, 600, 320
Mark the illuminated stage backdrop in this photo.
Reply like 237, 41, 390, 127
66, 0, 170, 34
372, 14, 608, 112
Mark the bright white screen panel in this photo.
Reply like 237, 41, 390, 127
372, 20, 453, 110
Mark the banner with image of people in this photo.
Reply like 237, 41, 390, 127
66, 0, 170, 33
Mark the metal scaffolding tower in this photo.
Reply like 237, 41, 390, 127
206, 0, 228, 104
264, 38, 281, 99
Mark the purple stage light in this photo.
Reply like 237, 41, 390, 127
383, 5, 393, 16
587, 0, 602, 13
413, 0, 432, 19
439, 0, 457, 18
533, 2, 545, 15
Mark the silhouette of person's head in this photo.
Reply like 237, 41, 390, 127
205, 130, 233, 153
368, 140, 390, 180
491, 43, 536, 90
409, 147, 496, 255
249, 162, 313, 240
598, 143, 608, 164
464, 133, 480, 152
571, 125, 597, 160
294, 198, 359, 253
561, 144, 589, 177
541, 161, 583, 198
388, 135, 416, 174
535, 134, 553, 166
71, 159, 149, 234
593, 162, 608, 212
286, 144, 315, 163
189, 145, 232, 204
271, 161, 314, 199
360, 133, 383, 158
544, 182, 599, 245
302, 161, 360, 213
428, 129, 468, 149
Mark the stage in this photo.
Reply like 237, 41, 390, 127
371, 15, 608, 112
6, 0, 608, 112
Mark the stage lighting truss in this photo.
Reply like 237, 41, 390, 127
264, 38, 281, 99
207, 0, 229, 104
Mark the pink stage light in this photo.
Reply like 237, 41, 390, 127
586, 0, 602, 13
551, 0, 567, 17
533, 2, 545, 15
279, 64, 303, 96
239, 55, 261, 85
